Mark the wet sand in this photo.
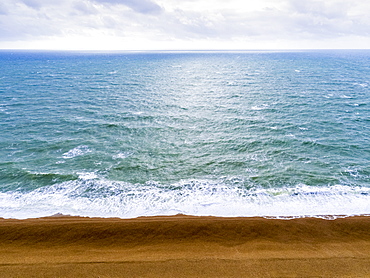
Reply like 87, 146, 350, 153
0, 215, 369, 277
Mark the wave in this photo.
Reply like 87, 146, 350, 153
0, 177, 369, 219
0, 166, 78, 191
62, 145, 91, 159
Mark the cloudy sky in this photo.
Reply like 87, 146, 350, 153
1, 0, 370, 50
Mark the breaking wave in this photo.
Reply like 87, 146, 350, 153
0, 177, 369, 219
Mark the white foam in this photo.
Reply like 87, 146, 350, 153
113, 152, 132, 159
62, 145, 91, 159
0, 179, 369, 219
354, 83, 368, 88
77, 172, 99, 180
340, 95, 353, 99
251, 104, 269, 111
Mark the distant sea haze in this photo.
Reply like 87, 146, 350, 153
0, 50, 369, 219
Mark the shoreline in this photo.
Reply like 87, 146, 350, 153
1, 214, 370, 277
3, 211, 369, 221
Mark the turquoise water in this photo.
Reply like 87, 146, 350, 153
1, 50, 369, 218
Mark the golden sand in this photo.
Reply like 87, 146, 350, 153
0, 215, 369, 277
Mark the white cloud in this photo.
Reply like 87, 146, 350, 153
0, 2, 9, 15
72, 1, 98, 15
0, 0, 370, 49
91, 0, 163, 14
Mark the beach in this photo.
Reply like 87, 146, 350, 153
0, 215, 369, 277
1, 51, 370, 277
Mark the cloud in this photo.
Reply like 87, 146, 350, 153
0, 3, 8, 15
0, 0, 370, 49
17, 0, 163, 14
21, 0, 42, 9
92, 0, 163, 14
285, 0, 370, 38
288, 0, 349, 18
20, 0, 61, 9
0, 1, 58, 40
168, 0, 367, 40
72, 1, 98, 15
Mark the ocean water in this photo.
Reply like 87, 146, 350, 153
1, 50, 369, 219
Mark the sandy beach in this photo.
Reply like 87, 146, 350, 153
0, 215, 369, 277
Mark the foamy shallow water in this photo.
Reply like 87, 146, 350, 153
1, 178, 369, 219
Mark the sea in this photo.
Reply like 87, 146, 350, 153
1, 50, 369, 219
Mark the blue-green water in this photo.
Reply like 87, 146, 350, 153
1, 50, 369, 218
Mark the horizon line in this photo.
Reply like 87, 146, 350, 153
1, 48, 370, 52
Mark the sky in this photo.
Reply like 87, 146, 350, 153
1, 0, 370, 50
